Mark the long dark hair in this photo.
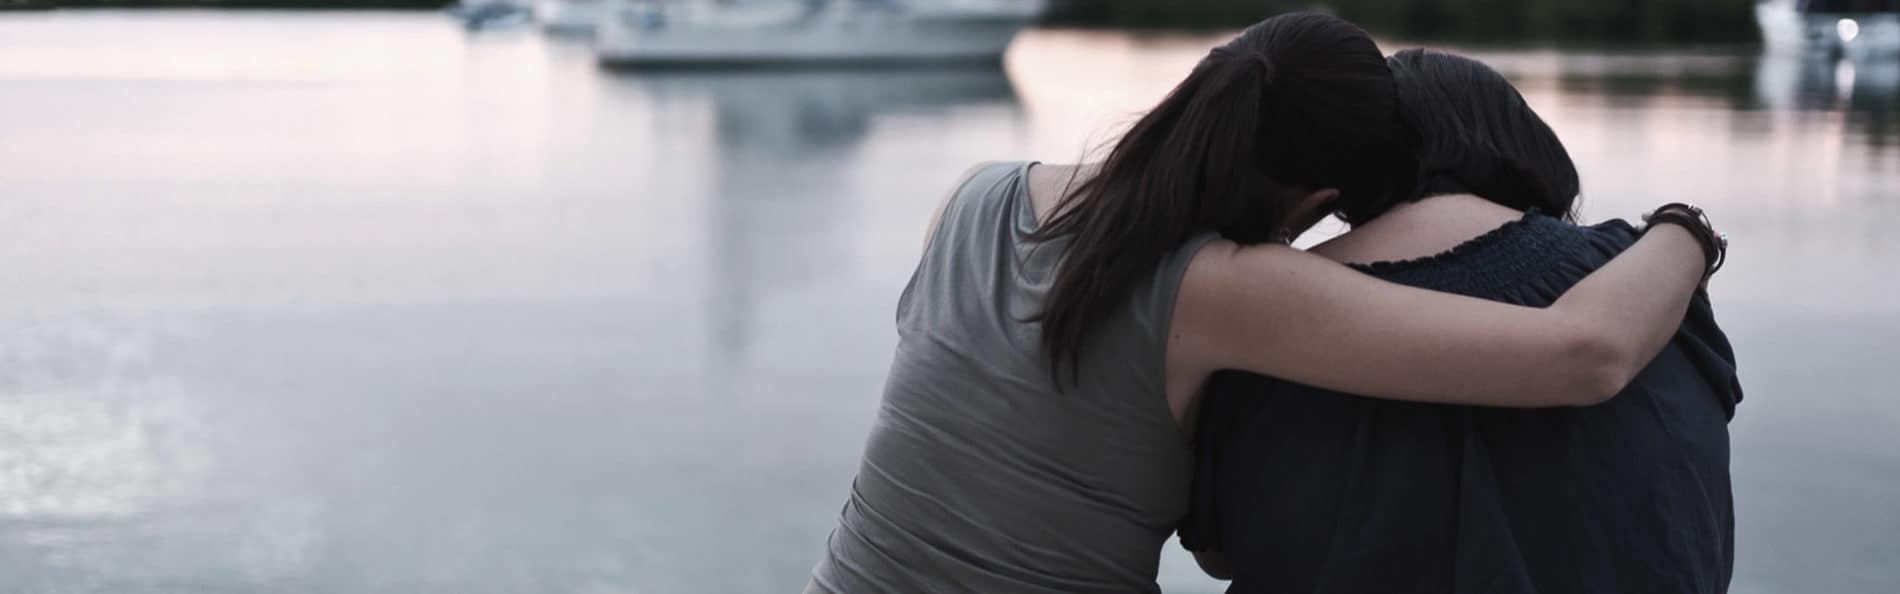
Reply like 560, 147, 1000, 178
1032, 13, 1415, 377
1339, 48, 1582, 224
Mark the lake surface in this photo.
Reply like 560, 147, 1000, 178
0, 10, 1895, 594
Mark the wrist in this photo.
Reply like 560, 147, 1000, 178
1642, 203, 1726, 286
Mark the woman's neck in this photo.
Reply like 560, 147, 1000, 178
1310, 194, 1526, 265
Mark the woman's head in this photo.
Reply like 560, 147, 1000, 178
1036, 12, 1415, 376
1338, 48, 1581, 224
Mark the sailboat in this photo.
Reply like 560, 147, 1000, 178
596, 0, 1046, 67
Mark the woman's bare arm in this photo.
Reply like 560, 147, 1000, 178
1168, 223, 1706, 412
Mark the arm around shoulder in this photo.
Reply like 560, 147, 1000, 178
1169, 225, 1707, 408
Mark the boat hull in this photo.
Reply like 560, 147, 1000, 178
597, 1, 1037, 67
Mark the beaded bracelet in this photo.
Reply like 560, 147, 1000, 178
1642, 202, 1727, 285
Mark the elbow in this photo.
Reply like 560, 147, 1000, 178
1563, 330, 1637, 406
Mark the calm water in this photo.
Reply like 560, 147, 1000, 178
1, 10, 1896, 594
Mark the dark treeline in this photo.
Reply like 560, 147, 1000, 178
1044, 0, 1761, 42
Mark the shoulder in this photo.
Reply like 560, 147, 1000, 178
1475, 212, 1642, 262
1443, 214, 1642, 303
934, 161, 1031, 220
922, 161, 1023, 246
1314, 212, 1638, 302
955, 161, 1032, 197
1551, 216, 1642, 266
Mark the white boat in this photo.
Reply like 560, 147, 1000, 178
1759, 0, 1900, 58
536, 0, 606, 33
597, 0, 1046, 67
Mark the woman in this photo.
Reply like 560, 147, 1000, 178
1181, 49, 1743, 593
806, 14, 1725, 594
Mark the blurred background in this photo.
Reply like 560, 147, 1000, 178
0, 1, 1894, 593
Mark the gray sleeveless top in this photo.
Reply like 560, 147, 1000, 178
806, 162, 1220, 593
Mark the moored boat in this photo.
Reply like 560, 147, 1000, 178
597, 0, 1045, 67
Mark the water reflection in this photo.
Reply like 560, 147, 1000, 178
602, 69, 1018, 362
1478, 49, 1898, 141
1761, 54, 1900, 152
618, 69, 1020, 155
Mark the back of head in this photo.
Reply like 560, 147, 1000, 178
1036, 12, 1416, 376
1339, 49, 1581, 224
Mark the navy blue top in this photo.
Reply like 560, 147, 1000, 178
1181, 212, 1744, 594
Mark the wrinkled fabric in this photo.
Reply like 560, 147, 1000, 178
1183, 212, 1743, 594
808, 162, 1219, 594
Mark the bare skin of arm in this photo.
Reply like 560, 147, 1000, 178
1165, 215, 1704, 421
1004, 163, 1709, 425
